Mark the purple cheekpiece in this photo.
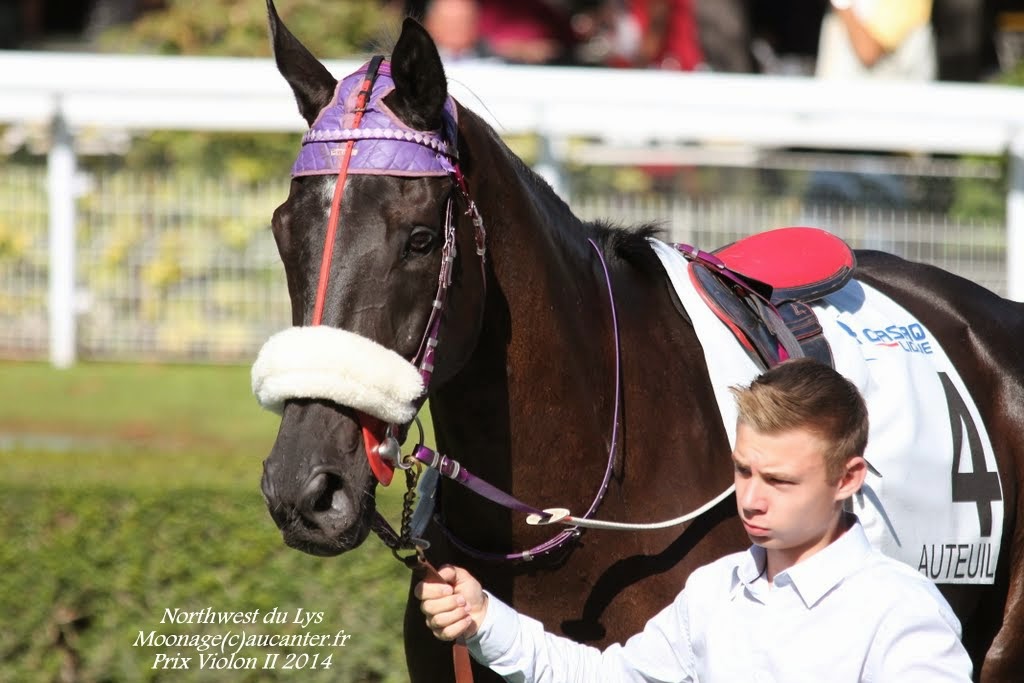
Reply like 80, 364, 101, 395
291, 61, 459, 178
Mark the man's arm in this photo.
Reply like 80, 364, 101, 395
830, 0, 932, 68
416, 565, 696, 683
830, 1, 886, 67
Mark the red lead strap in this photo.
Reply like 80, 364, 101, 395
414, 550, 475, 682
311, 56, 384, 325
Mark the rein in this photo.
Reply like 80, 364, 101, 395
382, 240, 734, 561
406, 238, 624, 562
372, 238, 621, 563
287, 55, 732, 564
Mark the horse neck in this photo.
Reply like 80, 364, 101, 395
428, 115, 735, 555
432, 115, 641, 468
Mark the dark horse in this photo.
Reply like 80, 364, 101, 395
257, 3, 1023, 680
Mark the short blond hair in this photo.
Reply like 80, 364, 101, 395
730, 358, 868, 483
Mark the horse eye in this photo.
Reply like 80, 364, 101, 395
405, 226, 438, 257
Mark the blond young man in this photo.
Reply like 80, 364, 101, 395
416, 358, 972, 682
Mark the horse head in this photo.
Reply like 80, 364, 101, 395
256, 1, 485, 556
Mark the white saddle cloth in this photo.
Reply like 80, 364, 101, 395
650, 238, 1004, 584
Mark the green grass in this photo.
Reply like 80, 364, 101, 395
0, 361, 278, 460
0, 360, 433, 487
0, 361, 427, 682
0, 361, 277, 490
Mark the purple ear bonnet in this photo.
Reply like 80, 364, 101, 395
291, 61, 458, 178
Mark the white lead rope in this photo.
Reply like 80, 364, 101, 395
525, 484, 736, 531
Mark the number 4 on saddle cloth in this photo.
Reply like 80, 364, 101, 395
676, 226, 856, 371
653, 227, 1005, 585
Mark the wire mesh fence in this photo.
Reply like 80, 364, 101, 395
0, 166, 49, 358
0, 165, 1006, 363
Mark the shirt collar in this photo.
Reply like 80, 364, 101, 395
732, 514, 872, 608
732, 545, 769, 602
736, 545, 768, 586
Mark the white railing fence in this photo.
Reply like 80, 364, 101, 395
1, 51, 1021, 365
0, 169, 1005, 363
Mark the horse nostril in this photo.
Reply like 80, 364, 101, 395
303, 471, 344, 513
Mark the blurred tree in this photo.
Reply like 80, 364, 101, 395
98, 0, 394, 57
93, 0, 400, 182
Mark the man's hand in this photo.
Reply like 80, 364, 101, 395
414, 565, 489, 641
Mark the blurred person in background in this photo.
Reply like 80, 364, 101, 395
694, 0, 752, 72
808, 0, 937, 209
577, 0, 703, 70
816, 0, 937, 80
411, 0, 706, 68
422, 0, 494, 62
476, 0, 581, 64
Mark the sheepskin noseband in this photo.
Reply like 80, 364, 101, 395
251, 326, 424, 425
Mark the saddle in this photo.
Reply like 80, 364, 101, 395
678, 227, 856, 370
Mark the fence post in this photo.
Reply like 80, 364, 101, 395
534, 132, 565, 199
48, 106, 77, 368
1009, 133, 1024, 303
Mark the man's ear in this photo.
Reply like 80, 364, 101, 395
835, 456, 867, 501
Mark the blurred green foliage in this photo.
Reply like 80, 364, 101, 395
98, 0, 397, 59
92, 0, 401, 183
0, 484, 411, 682
115, 131, 302, 187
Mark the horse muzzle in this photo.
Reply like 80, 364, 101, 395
251, 325, 426, 486
261, 401, 376, 555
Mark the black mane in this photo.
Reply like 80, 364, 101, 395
589, 221, 665, 276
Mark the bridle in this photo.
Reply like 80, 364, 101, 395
270, 56, 733, 567
298, 56, 484, 488
290, 56, 630, 563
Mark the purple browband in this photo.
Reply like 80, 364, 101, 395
291, 60, 458, 178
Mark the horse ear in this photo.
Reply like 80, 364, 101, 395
266, 0, 337, 126
385, 18, 448, 130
